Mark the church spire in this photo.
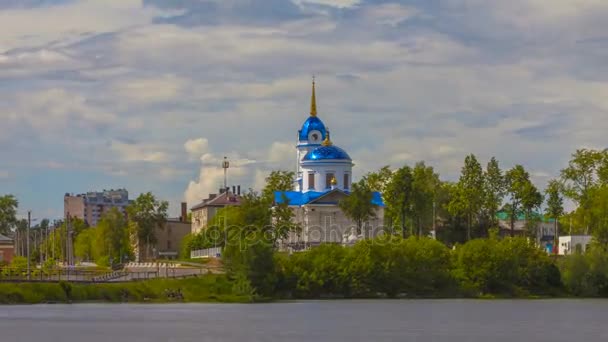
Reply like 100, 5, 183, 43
310, 76, 317, 117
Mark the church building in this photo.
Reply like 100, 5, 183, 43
274, 80, 385, 249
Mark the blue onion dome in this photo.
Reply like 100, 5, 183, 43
302, 133, 351, 161
298, 116, 327, 142
303, 145, 351, 161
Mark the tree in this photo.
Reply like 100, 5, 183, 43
74, 227, 96, 262
384, 166, 414, 237
0, 194, 18, 235
483, 157, 505, 228
262, 170, 295, 203
545, 179, 564, 253
363, 166, 393, 193
449, 154, 485, 240
95, 208, 131, 265
262, 171, 301, 243
411, 162, 440, 237
127, 192, 168, 260
589, 185, 608, 248
505, 165, 542, 237
339, 180, 377, 237
561, 149, 604, 233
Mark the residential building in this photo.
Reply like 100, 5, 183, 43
275, 80, 385, 250
190, 188, 242, 234
559, 235, 593, 255
133, 203, 191, 262
64, 189, 131, 226
496, 211, 556, 250
0, 233, 14, 264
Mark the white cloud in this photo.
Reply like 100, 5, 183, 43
111, 75, 187, 104
0, 0, 164, 49
363, 3, 418, 27
295, 0, 362, 8
184, 138, 210, 160
110, 141, 168, 163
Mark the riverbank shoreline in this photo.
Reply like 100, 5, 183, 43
0, 279, 586, 305
0, 275, 255, 304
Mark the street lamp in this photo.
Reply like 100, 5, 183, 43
26, 211, 38, 280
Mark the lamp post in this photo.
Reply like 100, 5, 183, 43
27, 211, 31, 280
26, 212, 38, 280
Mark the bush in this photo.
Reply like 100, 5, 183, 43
276, 236, 455, 299
452, 237, 561, 296
560, 246, 608, 297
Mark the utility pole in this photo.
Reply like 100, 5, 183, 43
432, 200, 437, 240
27, 210, 31, 280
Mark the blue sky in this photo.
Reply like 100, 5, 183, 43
1, 0, 607, 219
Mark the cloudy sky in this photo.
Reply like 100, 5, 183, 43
1, 0, 606, 219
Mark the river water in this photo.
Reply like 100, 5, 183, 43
0, 300, 606, 341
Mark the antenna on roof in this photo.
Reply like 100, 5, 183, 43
222, 156, 230, 193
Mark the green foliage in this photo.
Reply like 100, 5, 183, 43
449, 154, 485, 241
452, 237, 561, 296
0, 275, 252, 304
384, 165, 414, 237
127, 192, 169, 259
0, 194, 18, 235
262, 170, 295, 203
338, 180, 377, 236
363, 165, 393, 193
223, 230, 277, 298
484, 157, 505, 227
504, 165, 543, 237
560, 246, 608, 297
410, 162, 440, 237
277, 237, 455, 298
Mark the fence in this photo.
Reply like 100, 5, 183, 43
190, 247, 222, 259
0, 267, 161, 283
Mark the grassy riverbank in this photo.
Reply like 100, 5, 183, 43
0, 275, 253, 304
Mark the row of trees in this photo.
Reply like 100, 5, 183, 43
345, 148, 608, 246
0, 192, 169, 267
274, 235, 563, 299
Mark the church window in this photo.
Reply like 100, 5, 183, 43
344, 174, 349, 189
325, 172, 335, 189
308, 173, 315, 190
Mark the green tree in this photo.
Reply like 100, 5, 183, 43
411, 162, 440, 237
505, 165, 539, 237
449, 154, 485, 240
262, 170, 295, 203
561, 149, 604, 233
339, 180, 377, 237
483, 157, 505, 228
385, 165, 414, 237
262, 171, 301, 243
363, 166, 393, 193
74, 227, 96, 262
522, 182, 544, 238
589, 185, 608, 248
545, 179, 564, 252
127, 192, 168, 260
0, 194, 18, 235
95, 208, 131, 265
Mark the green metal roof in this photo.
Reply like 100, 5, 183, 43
496, 211, 556, 223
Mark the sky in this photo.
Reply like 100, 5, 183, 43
1, 0, 607, 219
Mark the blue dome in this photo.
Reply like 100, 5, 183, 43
298, 116, 327, 142
303, 145, 351, 161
